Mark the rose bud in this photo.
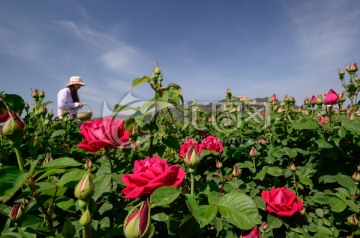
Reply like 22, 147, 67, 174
0, 110, 9, 123
32, 89, 39, 100
289, 163, 297, 172
74, 172, 95, 202
316, 95, 323, 105
153, 64, 161, 77
309, 96, 317, 105
269, 94, 277, 104
124, 201, 152, 238
184, 145, 201, 173
347, 214, 358, 226
79, 208, 92, 227
261, 221, 267, 230
85, 159, 92, 171
24, 102, 29, 110
2, 112, 27, 146
338, 92, 346, 103
39, 90, 45, 99
10, 202, 24, 221
352, 171, 360, 183
354, 75, 359, 84
232, 165, 242, 177
324, 89, 339, 105
249, 146, 257, 158
215, 159, 223, 169
339, 68, 345, 80
43, 153, 53, 165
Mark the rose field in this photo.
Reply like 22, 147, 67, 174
1, 63, 360, 238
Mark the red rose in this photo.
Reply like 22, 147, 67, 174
78, 117, 130, 152
121, 156, 186, 199
309, 95, 316, 105
200, 135, 223, 153
242, 226, 260, 238
179, 139, 202, 157
324, 89, 339, 105
261, 187, 304, 217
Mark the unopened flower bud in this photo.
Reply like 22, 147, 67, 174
85, 159, 92, 171
300, 208, 306, 216
347, 214, 358, 226
24, 103, 29, 110
352, 171, 360, 183
249, 147, 257, 158
316, 95, 323, 105
39, 90, 45, 99
232, 165, 242, 177
338, 92, 346, 103
339, 69, 345, 80
10, 202, 24, 221
289, 163, 297, 172
124, 201, 152, 238
184, 146, 201, 173
261, 222, 267, 230
32, 89, 39, 100
2, 112, 27, 146
0, 111, 9, 123
153, 64, 161, 77
74, 172, 95, 202
215, 159, 223, 169
43, 153, 53, 165
354, 75, 359, 84
79, 208, 92, 227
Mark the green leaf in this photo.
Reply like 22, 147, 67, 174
291, 117, 319, 130
93, 174, 112, 200
132, 76, 151, 88
184, 194, 198, 212
56, 196, 76, 213
326, 194, 347, 213
342, 118, 360, 135
218, 190, 261, 230
51, 129, 65, 138
2, 94, 25, 112
266, 167, 283, 177
267, 213, 283, 229
193, 205, 218, 228
59, 169, 86, 187
0, 166, 27, 203
150, 186, 181, 207
316, 139, 333, 149
42, 157, 82, 169
208, 191, 220, 205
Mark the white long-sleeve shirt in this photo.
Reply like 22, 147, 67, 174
57, 88, 80, 117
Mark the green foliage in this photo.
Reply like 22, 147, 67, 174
0, 63, 360, 237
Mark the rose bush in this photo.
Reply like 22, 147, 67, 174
1, 63, 360, 237
121, 156, 186, 199
78, 116, 130, 152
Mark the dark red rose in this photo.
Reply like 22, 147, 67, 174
121, 156, 186, 199
261, 187, 304, 217
242, 226, 260, 238
200, 135, 223, 153
78, 117, 130, 152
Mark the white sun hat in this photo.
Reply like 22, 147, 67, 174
67, 76, 85, 86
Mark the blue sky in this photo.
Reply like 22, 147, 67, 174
1, 1, 359, 117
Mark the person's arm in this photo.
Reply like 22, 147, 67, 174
57, 89, 81, 110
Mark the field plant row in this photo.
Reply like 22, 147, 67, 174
0, 63, 360, 237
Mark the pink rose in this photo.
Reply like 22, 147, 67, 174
179, 139, 202, 157
78, 117, 130, 152
261, 187, 304, 217
242, 226, 260, 238
121, 156, 186, 199
319, 116, 328, 125
324, 89, 339, 105
309, 95, 316, 105
200, 135, 223, 153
